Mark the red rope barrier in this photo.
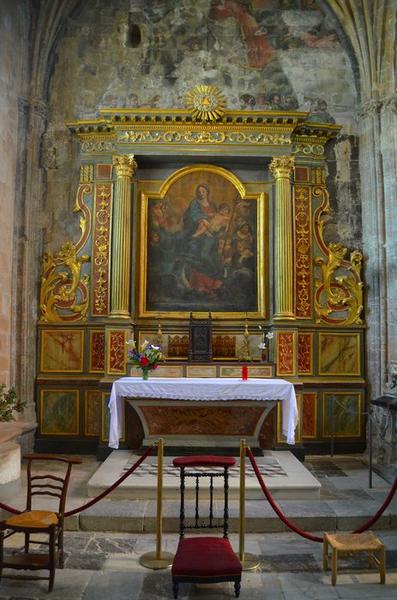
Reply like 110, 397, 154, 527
0, 501, 21, 515
65, 445, 153, 517
0, 445, 153, 518
247, 447, 397, 542
246, 447, 323, 542
353, 474, 397, 533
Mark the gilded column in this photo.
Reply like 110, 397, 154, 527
110, 154, 137, 318
270, 156, 295, 320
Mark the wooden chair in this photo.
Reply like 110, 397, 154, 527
0, 453, 81, 592
171, 456, 242, 598
323, 531, 386, 585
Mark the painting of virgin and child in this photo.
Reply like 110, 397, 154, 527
145, 169, 260, 313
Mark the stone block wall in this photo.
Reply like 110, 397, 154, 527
0, 1, 30, 385
45, 0, 361, 249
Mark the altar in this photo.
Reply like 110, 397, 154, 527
108, 377, 298, 451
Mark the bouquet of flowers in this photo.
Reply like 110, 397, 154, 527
258, 326, 274, 361
126, 339, 163, 380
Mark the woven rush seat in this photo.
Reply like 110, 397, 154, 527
325, 532, 384, 551
0, 453, 81, 592
323, 531, 386, 585
172, 537, 242, 577
4, 510, 58, 529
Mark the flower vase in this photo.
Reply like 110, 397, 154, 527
142, 368, 149, 381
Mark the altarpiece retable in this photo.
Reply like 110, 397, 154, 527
35, 85, 365, 456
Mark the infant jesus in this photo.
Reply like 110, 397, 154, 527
192, 203, 231, 238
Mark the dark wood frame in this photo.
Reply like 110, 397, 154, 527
172, 459, 241, 598
0, 453, 81, 592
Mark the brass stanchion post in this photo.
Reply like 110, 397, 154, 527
139, 439, 174, 569
238, 439, 260, 571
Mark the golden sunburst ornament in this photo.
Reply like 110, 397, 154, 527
186, 85, 226, 122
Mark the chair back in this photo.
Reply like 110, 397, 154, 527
173, 455, 236, 539
24, 454, 82, 517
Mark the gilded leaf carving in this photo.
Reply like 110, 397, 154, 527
39, 241, 90, 323
313, 186, 363, 325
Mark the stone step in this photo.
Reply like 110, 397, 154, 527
71, 497, 397, 534
87, 450, 321, 501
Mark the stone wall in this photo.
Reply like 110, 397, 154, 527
0, 0, 30, 386
45, 0, 361, 250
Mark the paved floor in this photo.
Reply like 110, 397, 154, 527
0, 454, 396, 598
0, 530, 396, 599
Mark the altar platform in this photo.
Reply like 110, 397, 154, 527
87, 450, 320, 501
3, 454, 396, 537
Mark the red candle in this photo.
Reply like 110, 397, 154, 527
242, 365, 248, 380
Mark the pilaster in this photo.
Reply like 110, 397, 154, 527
270, 156, 295, 320
110, 154, 137, 318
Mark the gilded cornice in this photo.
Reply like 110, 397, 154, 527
66, 109, 341, 160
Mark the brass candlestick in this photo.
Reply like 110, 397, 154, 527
156, 320, 163, 348
156, 321, 165, 360
240, 317, 252, 362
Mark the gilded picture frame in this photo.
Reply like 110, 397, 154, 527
138, 165, 267, 319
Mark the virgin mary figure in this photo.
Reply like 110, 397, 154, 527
181, 184, 224, 297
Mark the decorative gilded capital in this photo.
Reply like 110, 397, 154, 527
270, 156, 295, 180
112, 154, 138, 180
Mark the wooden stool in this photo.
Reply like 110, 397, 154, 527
323, 532, 386, 585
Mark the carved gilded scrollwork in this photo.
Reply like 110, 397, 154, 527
294, 186, 312, 318
313, 186, 363, 325
92, 183, 112, 316
39, 183, 92, 322
292, 142, 325, 158
68, 104, 340, 159
39, 241, 90, 323
74, 183, 92, 252
117, 130, 291, 146
81, 140, 116, 154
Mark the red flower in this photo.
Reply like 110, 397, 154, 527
153, 363, 158, 369
139, 356, 149, 367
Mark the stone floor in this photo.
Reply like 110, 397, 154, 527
0, 454, 396, 598
0, 530, 397, 599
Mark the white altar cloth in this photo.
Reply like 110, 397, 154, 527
108, 377, 298, 449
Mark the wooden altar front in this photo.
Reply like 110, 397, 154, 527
34, 88, 366, 457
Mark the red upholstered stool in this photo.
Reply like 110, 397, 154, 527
171, 455, 242, 598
